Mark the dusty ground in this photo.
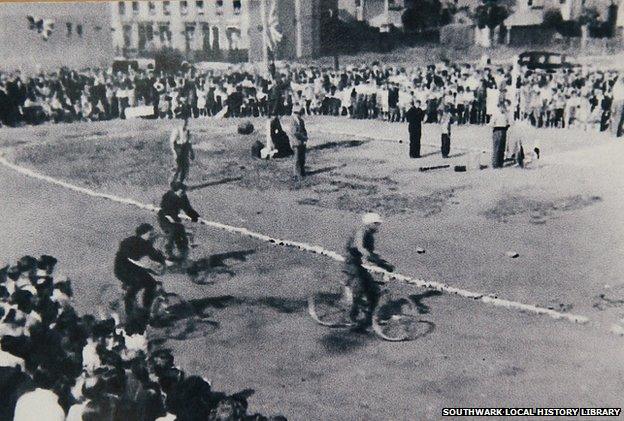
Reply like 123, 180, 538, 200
1, 116, 624, 420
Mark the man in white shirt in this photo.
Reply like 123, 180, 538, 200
490, 101, 510, 168
169, 117, 194, 183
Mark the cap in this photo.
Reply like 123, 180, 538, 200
362, 212, 382, 225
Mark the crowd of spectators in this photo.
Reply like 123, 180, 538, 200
0, 59, 623, 135
0, 255, 285, 421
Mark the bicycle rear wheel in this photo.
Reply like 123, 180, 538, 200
149, 292, 218, 340
308, 291, 354, 328
372, 296, 431, 341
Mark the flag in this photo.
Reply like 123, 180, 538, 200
26, 15, 41, 31
265, 0, 282, 51
41, 19, 55, 41
26, 16, 55, 40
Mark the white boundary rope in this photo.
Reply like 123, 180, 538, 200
312, 128, 485, 153
0, 155, 589, 325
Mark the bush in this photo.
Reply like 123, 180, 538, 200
402, 0, 442, 33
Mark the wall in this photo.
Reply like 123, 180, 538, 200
508, 25, 555, 46
440, 23, 474, 49
0, 2, 113, 73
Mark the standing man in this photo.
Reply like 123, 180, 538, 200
170, 116, 195, 184
490, 101, 510, 169
114, 223, 167, 334
405, 100, 425, 158
440, 107, 453, 158
289, 105, 308, 178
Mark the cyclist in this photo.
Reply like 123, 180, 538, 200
342, 212, 394, 332
114, 223, 167, 334
157, 181, 200, 263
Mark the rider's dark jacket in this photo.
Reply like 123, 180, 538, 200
114, 235, 166, 284
158, 191, 200, 224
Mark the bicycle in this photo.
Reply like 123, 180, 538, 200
148, 280, 218, 341
127, 256, 218, 341
154, 216, 199, 264
308, 273, 433, 342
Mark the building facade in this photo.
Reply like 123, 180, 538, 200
338, 0, 405, 27
110, 0, 251, 61
110, 0, 324, 62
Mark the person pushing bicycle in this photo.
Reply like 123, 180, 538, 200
343, 212, 394, 332
158, 181, 200, 263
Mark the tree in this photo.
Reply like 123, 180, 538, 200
579, 7, 606, 38
543, 9, 563, 30
578, 7, 600, 27
401, 0, 442, 32
543, 9, 580, 37
473, 0, 509, 29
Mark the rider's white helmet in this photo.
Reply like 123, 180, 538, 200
362, 212, 382, 226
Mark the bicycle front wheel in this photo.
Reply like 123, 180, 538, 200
372, 296, 432, 342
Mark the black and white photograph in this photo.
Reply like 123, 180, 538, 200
0, 0, 623, 419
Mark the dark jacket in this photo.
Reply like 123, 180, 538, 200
114, 236, 165, 273
158, 191, 199, 223
405, 106, 425, 129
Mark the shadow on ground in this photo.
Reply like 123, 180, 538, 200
183, 249, 256, 283
186, 295, 307, 315
308, 140, 367, 152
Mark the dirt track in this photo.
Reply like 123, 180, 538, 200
1, 117, 624, 419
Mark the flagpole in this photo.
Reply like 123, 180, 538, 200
260, 0, 269, 78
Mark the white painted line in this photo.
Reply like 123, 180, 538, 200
0, 155, 590, 325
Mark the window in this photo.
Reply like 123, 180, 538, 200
148, 1, 156, 14
233, 0, 241, 14
547, 55, 563, 64
527, 0, 533, 6
216, 0, 223, 15
132, 1, 139, 13
159, 23, 171, 44
76, 24, 83, 38
185, 24, 195, 51
196, 0, 205, 14
66, 22, 72, 37
388, 0, 401, 10
163, 1, 171, 15
118, 1, 125, 15
123, 24, 132, 47
180, 0, 188, 15
559, 0, 565, 3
